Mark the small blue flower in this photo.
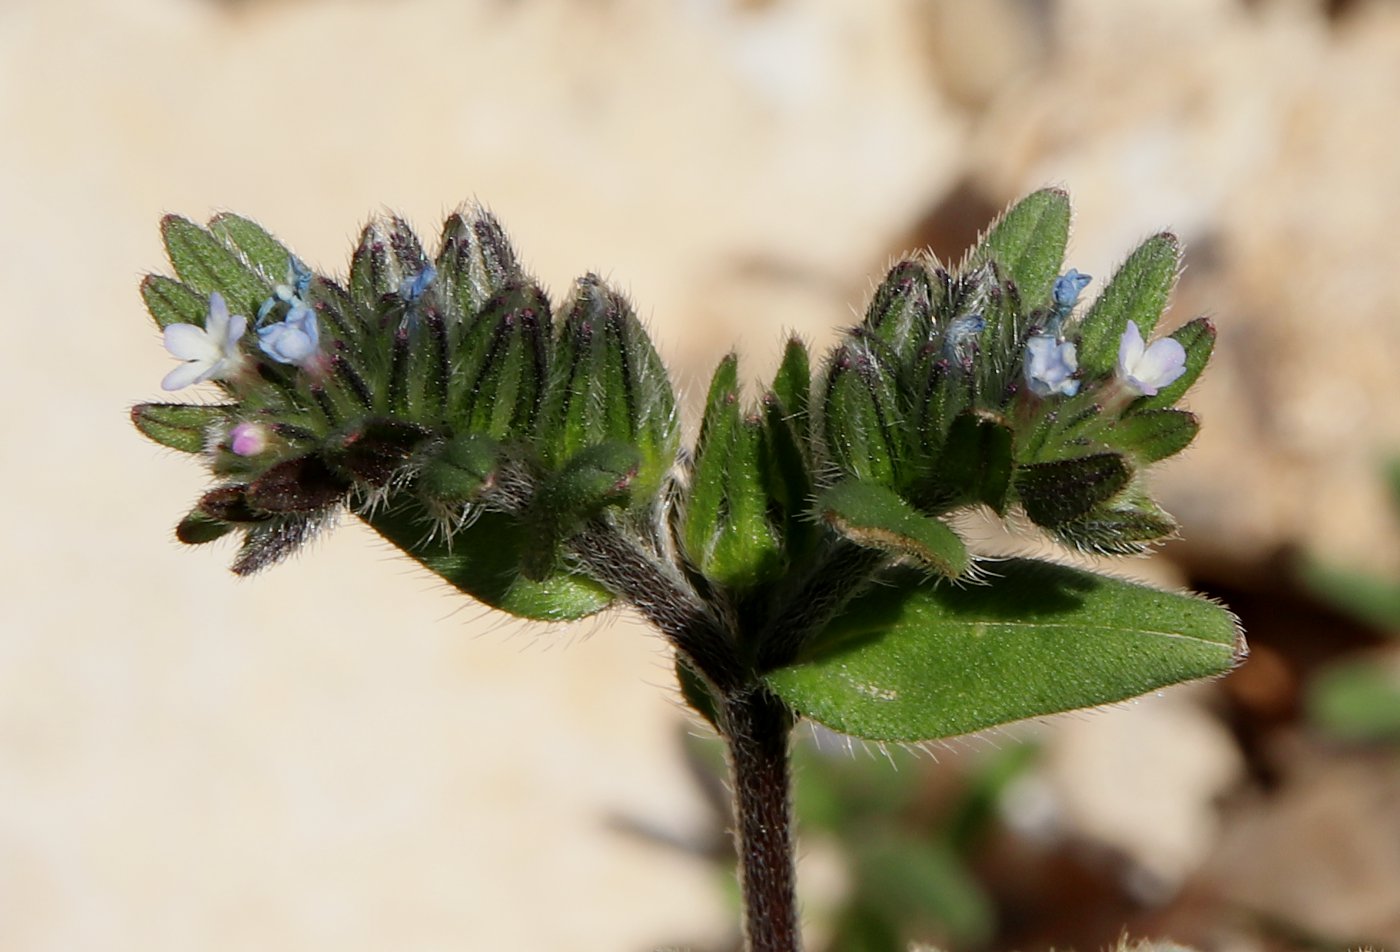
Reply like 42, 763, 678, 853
162, 292, 247, 391
257, 302, 320, 366
258, 257, 314, 321
1053, 269, 1092, 311
1117, 320, 1186, 396
398, 264, 437, 305
1024, 335, 1080, 398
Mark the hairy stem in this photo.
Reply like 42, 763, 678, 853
569, 518, 743, 691
722, 686, 801, 952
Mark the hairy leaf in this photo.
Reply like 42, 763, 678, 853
766, 558, 1243, 742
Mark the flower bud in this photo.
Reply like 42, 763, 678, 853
821, 342, 904, 488
451, 281, 551, 439
862, 259, 936, 365
436, 205, 521, 321
416, 432, 505, 506
538, 275, 678, 498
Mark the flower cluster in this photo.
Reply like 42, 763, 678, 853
817, 189, 1212, 556
134, 190, 1214, 623
134, 207, 677, 618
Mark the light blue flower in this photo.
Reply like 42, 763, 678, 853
161, 292, 247, 391
258, 257, 313, 321
257, 302, 320, 366
399, 264, 437, 305
1024, 335, 1080, 397
1117, 321, 1186, 396
1053, 269, 1092, 311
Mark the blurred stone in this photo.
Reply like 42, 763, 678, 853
960, 0, 1400, 572
1205, 739, 1400, 946
1036, 692, 1246, 896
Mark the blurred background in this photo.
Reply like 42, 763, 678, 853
3, 0, 1400, 948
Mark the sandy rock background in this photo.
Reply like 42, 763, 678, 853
3, 0, 1399, 949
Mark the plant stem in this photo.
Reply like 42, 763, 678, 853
722, 686, 801, 952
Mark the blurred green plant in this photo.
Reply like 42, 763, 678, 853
1300, 457, 1400, 743
132, 191, 1241, 951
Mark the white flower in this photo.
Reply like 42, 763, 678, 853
257, 302, 320, 366
1117, 321, 1187, 397
1024, 335, 1080, 397
161, 292, 247, 391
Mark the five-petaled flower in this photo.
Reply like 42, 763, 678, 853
1117, 320, 1186, 396
257, 302, 320, 366
1024, 335, 1080, 397
162, 292, 247, 391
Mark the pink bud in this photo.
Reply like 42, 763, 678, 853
229, 422, 268, 457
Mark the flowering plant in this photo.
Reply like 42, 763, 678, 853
133, 190, 1242, 951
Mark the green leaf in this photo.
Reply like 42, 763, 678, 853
1133, 317, 1215, 411
364, 501, 613, 622
818, 479, 968, 579
176, 510, 235, 545
160, 215, 271, 318
1104, 409, 1199, 464
131, 402, 233, 454
1299, 556, 1400, 632
850, 836, 994, 944
680, 357, 786, 589
970, 188, 1070, 311
765, 558, 1243, 742
705, 418, 786, 589
208, 212, 294, 283
760, 386, 816, 560
1015, 452, 1132, 528
682, 357, 739, 567
140, 275, 208, 331
1306, 658, 1400, 742
1050, 493, 1178, 555
770, 336, 811, 439
1076, 232, 1181, 376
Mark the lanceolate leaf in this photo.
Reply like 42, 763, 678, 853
141, 274, 208, 331
161, 215, 271, 319
131, 402, 233, 454
208, 213, 294, 283
969, 188, 1070, 311
1102, 408, 1199, 464
765, 558, 1242, 742
1076, 233, 1181, 376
